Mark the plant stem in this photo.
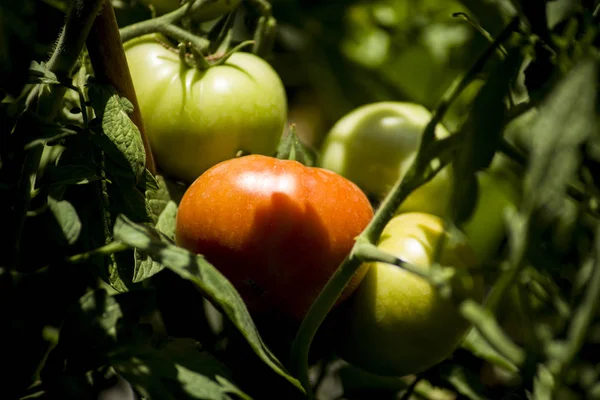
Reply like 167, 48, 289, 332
460, 299, 526, 367
289, 17, 522, 395
87, 1, 156, 175
119, 1, 210, 52
11, 0, 105, 268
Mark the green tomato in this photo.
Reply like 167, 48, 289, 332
335, 212, 484, 377
320, 101, 521, 261
139, 0, 241, 20
319, 101, 453, 217
124, 34, 287, 183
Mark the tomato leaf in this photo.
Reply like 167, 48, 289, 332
461, 329, 518, 373
133, 201, 176, 284
113, 214, 304, 393
112, 338, 251, 400
28, 61, 60, 85
87, 80, 146, 184
523, 58, 597, 219
47, 196, 82, 246
451, 45, 525, 225
133, 250, 164, 284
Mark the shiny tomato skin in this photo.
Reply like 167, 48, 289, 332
124, 34, 287, 183
175, 155, 374, 319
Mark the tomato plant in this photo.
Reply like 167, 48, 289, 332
335, 212, 484, 377
319, 101, 454, 216
319, 101, 521, 262
124, 34, 287, 183
139, 0, 242, 20
175, 154, 374, 319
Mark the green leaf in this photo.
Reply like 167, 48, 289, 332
145, 174, 174, 225
28, 61, 60, 85
437, 363, 488, 400
156, 200, 178, 240
47, 196, 82, 245
451, 45, 525, 224
112, 338, 252, 400
532, 363, 555, 400
133, 249, 164, 284
523, 58, 598, 217
112, 215, 304, 393
87, 81, 146, 183
462, 329, 518, 373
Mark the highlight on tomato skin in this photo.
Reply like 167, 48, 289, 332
175, 154, 375, 319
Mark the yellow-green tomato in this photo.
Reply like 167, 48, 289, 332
319, 102, 453, 216
336, 212, 484, 377
139, 0, 241, 20
124, 34, 287, 183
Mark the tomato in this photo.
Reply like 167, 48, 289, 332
175, 154, 374, 319
319, 101, 454, 217
124, 34, 287, 183
319, 101, 521, 261
335, 212, 484, 377
139, 0, 241, 20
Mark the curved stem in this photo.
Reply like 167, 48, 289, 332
119, 1, 210, 53
289, 16, 522, 395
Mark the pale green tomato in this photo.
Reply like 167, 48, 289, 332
335, 212, 484, 377
124, 34, 287, 183
140, 0, 242, 20
319, 102, 453, 217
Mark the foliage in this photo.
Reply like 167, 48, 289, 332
2, 0, 600, 399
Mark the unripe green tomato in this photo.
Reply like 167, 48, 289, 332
139, 0, 242, 20
335, 212, 484, 377
319, 102, 453, 217
124, 34, 287, 183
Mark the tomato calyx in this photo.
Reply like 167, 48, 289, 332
275, 124, 319, 167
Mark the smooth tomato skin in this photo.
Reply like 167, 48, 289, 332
140, 0, 241, 20
335, 212, 484, 377
124, 34, 287, 183
175, 155, 374, 319
319, 101, 453, 216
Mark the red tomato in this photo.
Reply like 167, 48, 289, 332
175, 155, 374, 319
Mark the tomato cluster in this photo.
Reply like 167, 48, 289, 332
125, 28, 518, 379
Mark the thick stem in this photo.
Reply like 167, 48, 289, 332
119, 1, 210, 53
11, 0, 105, 268
87, 2, 157, 175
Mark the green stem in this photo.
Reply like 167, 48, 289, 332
550, 227, 600, 382
353, 243, 432, 282
66, 241, 129, 264
11, 0, 105, 268
119, 1, 210, 52
460, 299, 526, 367
289, 16, 521, 396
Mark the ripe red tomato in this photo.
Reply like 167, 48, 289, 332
175, 155, 374, 319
